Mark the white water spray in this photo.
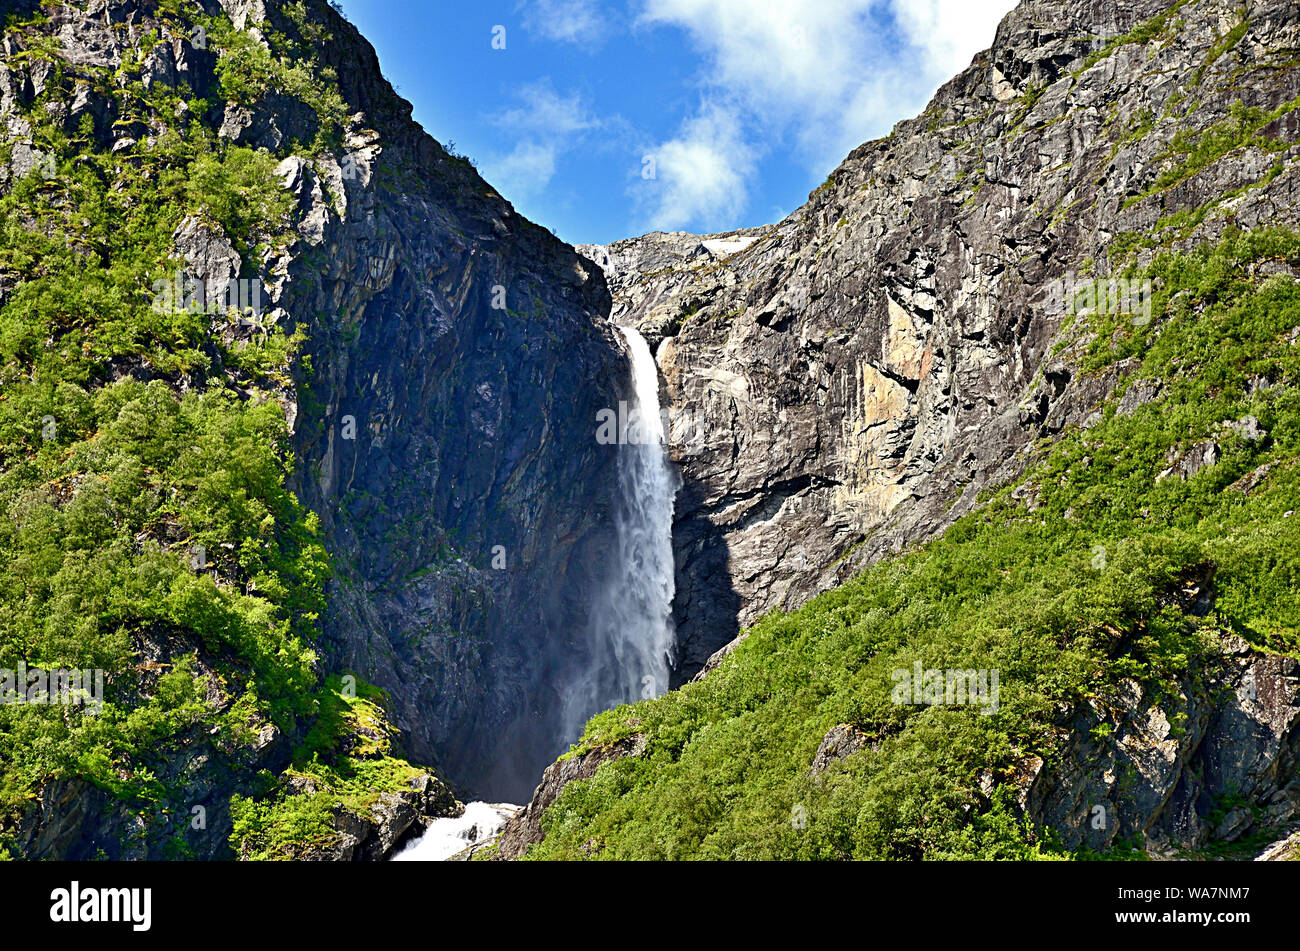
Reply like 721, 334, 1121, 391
398, 327, 679, 859
563, 326, 679, 735
392, 801, 518, 862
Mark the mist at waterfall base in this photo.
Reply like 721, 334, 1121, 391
397, 326, 680, 859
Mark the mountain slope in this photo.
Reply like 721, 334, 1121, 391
506, 227, 1300, 859
500, 0, 1300, 859
0, 0, 628, 857
584, 0, 1300, 679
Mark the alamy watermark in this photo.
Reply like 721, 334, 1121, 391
151, 269, 264, 319
1, 663, 104, 713
50, 881, 151, 932
595, 402, 707, 454
1044, 272, 1152, 326
891, 662, 1000, 715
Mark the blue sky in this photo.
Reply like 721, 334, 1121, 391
335, 0, 1017, 245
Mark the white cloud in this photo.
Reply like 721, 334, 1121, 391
639, 0, 879, 123
519, 0, 609, 46
489, 142, 560, 197
889, 0, 1017, 78
637, 102, 755, 232
497, 81, 598, 138
494, 0, 1018, 233
635, 0, 1017, 223
481, 80, 599, 199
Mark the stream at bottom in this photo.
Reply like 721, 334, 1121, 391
391, 802, 520, 861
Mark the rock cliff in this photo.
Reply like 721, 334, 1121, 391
185, 0, 630, 801
497, 0, 1300, 858
583, 0, 1300, 680
0, 0, 630, 858
246, 0, 630, 798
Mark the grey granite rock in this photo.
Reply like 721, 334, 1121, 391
584, 0, 1300, 680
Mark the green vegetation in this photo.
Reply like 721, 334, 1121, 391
1123, 96, 1299, 208
811, 173, 838, 199
1079, 0, 1191, 73
1021, 81, 1047, 111
1109, 106, 1156, 162
1109, 155, 1287, 262
1190, 15, 1249, 86
0, 0, 425, 857
229, 677, 434, 860
524, 229, 1300, 859
204, 3, 349, 152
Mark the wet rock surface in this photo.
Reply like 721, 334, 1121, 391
291, 772, 460, 862
246, 5, 629, 800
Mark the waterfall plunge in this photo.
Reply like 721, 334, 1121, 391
396, 326, 679, 860
562, 326, 680, 736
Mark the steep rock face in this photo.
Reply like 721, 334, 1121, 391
1024, 632, 1300, 853
156, 0, 631, 800
583, 0, 1300, 678
265, 42, 625, 799
0, 0, 630, 830
231, 0, 628, 800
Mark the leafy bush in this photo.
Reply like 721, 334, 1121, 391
0, 2, 399, 857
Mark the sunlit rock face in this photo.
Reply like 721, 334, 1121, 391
582, 0, 1300, 680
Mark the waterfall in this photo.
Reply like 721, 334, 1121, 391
562, 325, 680, 736
396, 326, 679, 860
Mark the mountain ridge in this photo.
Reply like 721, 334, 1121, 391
1, 0, 1299, 861
497, 0, 1300, 859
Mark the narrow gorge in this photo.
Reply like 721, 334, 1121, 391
1, 0, 1299, 864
